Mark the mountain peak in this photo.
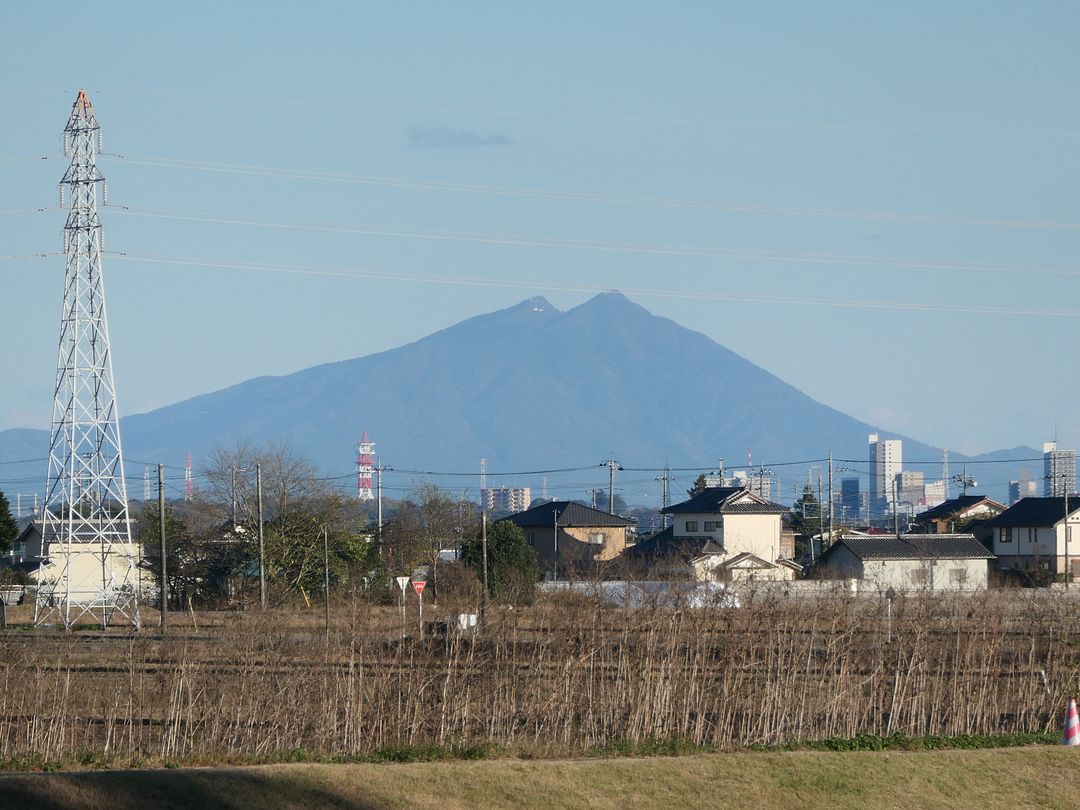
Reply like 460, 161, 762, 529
568, 291, 651, 319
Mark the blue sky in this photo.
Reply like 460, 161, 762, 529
2, 1, 1079, 457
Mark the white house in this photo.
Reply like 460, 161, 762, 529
983, 497, 1080, 580
815, 534, 994, 591
633, 486, 798, 582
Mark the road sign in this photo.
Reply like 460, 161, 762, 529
412, 580, 426, 596
396, 576, 410, 594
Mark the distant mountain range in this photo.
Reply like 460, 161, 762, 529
0, 293, 1040, 506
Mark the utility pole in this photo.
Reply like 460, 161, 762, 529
893, 479, 899, 537
827, 452, 834, 548
323, 525, 331, 644
230, 467, 238, 525
480, 509, 489, 619
552, 505, 560, 582
816, 469, 824, 548
656, 466, 673, 528
603, 457, 622, 515
158, 464, 166, 636
1065, 489, 1071, 589
373, 461, 390, 532
256, 463, 265, 610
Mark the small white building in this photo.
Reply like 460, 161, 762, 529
815, 534, 994, 591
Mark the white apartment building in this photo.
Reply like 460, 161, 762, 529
869, 434, 903, 515
482, 486, 532, 514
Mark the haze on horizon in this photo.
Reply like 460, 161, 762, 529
2, 1, 1078, 457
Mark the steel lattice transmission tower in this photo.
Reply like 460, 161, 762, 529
35, 90, 140, 629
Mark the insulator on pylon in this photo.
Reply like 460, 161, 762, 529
62, 134, 70, 156
63, 232, 69, 255
96, 131, 103, 153
102, 182, 108, 206
58, 185, 64, 208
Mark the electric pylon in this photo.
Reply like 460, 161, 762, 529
35, 90, 140, 629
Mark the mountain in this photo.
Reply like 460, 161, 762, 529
0, 293, 1040, 504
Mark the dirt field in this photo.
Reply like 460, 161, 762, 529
1, 747, 1079, 809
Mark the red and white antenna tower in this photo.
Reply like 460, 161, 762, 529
357, 433, 374, 500
184, 453, 194, 501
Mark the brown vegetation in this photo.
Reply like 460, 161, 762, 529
0, 588, 1076, 765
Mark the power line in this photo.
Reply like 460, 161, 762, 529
109, 253, 1080, 319
101, 153, 1080, 232
106, 205, 1080, 279
91, 89, 1080, 139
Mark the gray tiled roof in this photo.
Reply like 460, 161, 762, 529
983, 497, 1080, 528
828, 534, 994, 561
624, 527, 714, 561
913, 495, 1003, 523
663, 486, 787, 515
502, 501, 633, 529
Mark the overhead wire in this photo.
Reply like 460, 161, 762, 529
101, 153, 1080, 232
106, 205, 1080, 279
91, 89, 1080, 139
108, 253, 1080, 318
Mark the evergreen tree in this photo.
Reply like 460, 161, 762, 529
0, 491, 17, 556
687, 474, 710, 498
460, 520, 539, 604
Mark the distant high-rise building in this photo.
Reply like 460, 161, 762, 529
840, 477, 860, 520
731, 469, 772, 501
482, 486, 532, 514
1043, 442, 1076, 496
869, 434, 903, 515
897, 470, 925, 506
1009, 479, 1039, 504
923, 480, 946, 508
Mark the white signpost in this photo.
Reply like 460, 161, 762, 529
413, 580, 427, 635
396, 576, 410, 639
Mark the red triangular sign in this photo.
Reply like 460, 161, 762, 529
412, 580, 426, 596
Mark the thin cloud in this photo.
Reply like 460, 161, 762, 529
408, 124, 511, 148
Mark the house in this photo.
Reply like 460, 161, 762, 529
630, 486, 798, 582
500, 501, 633, 577
911, 495, 1005, 536
982, 497, 1080, 580
9, 521, 45, 570
815, 534, 994, 591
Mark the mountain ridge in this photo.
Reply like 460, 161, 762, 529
0, 293, 1040, 505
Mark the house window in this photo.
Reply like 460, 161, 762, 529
1029, 528, 1036, 544
910, 568, 929, 586
528, 532, 534, 546
703, 521, 719, 532
588, 532, 605, 545
1001, 528, 1012, 544
685, 521, 699, 532
949, 569, 968, 585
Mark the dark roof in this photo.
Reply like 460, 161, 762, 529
502, 501, 633, 529
624, 527, 713, 562
663, 486, 787, 515
913, 496, 1004, 523
983, 497, 1080, 529
823, 534, 995, 561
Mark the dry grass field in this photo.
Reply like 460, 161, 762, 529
2, 747, 1079, 809
0, 588, 1078, 768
